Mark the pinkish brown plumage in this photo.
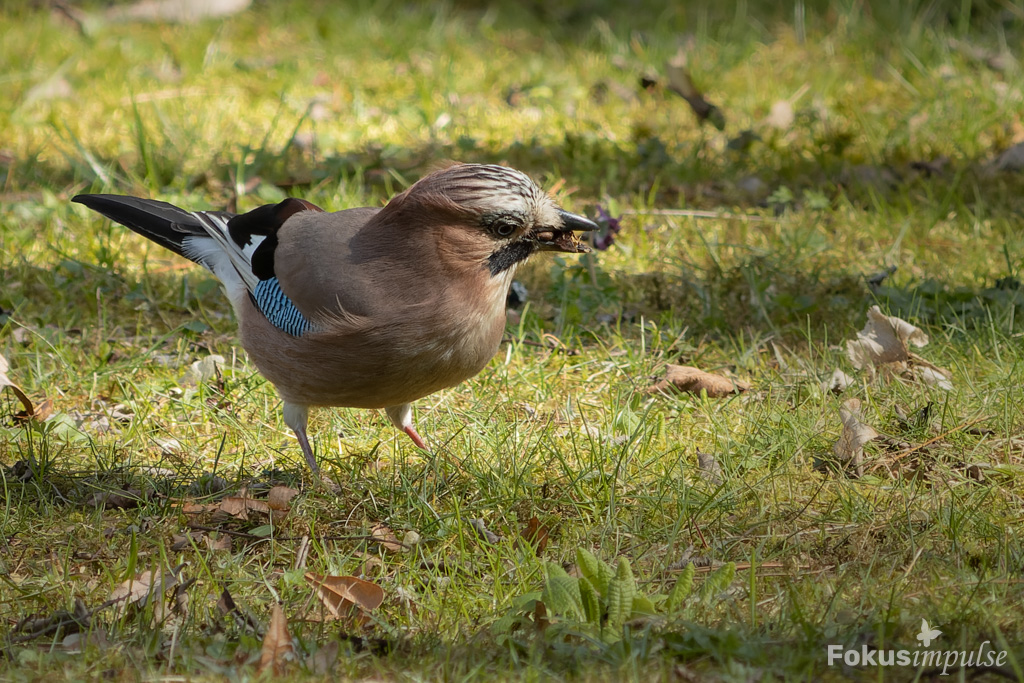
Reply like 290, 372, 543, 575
73, 164, 596, 474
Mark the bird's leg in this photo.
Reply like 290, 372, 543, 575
384, 403, 429, 450
283, 402, 319, 474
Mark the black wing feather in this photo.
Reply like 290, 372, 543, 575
71, 194, 232, 265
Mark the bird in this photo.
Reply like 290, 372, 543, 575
73, 163, 597, 474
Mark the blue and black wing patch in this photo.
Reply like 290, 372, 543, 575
252, 277, 315, 337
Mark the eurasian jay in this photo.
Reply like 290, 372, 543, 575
73, 164, 597, 474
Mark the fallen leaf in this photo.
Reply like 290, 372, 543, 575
648, 365, 750, 398
765, 99, 794, 130
370, 523, 406, 553
521, 516, 550, 555
0, 354, 42, 421
106, 0, 251, 23
259, 603, 295, 675
108, 566, 182, 619
267, 485, 299, 512
181, 501, 221, 515
60, 627, 110, 652
916, 366, 953, 391
180, 354, 225, 386
87, 487, 147, 510
470, 518, 500, 544
696, 450, 723, 485
833, 398, 879, 476
172, 531, 232, 552
821, 369, 856, 394
665, 48, 725, 130
216, 489, 276, 521
846, 307, 952, 389
846, 306, 928, 369
22, 74, 73, 107
217, 588, 261, 633
305, 572, 385, 621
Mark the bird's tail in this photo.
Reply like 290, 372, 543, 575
71, 194, 230, 266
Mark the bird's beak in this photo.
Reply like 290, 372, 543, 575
529, 209, 598, 253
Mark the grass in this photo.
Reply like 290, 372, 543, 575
2, 0, 1024, 680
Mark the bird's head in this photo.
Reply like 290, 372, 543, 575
381, 163, 597, 280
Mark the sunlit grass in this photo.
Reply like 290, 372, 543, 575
2, 0, 1024, 680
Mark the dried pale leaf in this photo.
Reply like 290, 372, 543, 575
765, 99, 794, 129
846, 306, 928, 370
833, 399, 879, 475
267, 485, 299, 511
259, 603, 295, 675
218, 495, 272, 520
370, 523, 406, 553
696, 450, 723, 485
181, 501, 221, 515
821, 369, 856, 394
649, 365, 750, 398
180, 354, 225, 386
0, 353, 38, 419
107, 0, 251, 23
108, 567, 180, 618
60, 628, 109, 652
305, 572, 385, 617
915, 365, 953, 391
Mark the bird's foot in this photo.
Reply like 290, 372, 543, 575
404, 425, 428, 450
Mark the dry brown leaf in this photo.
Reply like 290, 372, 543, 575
108, 567, 181, 619
267, 485, 299, 511
370, 523, 406, 553
521, 516, 550, 556
834, 398, 879, 476
665, 48, 725, 130
15, 397, 53, 424
216, 588, 261, 633
304, 572, 385, 621
259, 603, 295, 675
172, 531, 231, 552
218, 493, 272, 521
0, 353, 42, 421
181, 502, 221, 515
648, 364, 750, 398
88, 487, 146, 510
470, 518, 500, 544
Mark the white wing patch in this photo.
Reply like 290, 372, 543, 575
178, 211, 267, 313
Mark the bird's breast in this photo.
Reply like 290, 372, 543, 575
239, 280, 508, 409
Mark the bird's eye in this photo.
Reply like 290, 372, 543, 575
494, 220, 517, 238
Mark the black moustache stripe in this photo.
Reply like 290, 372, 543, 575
487, 240, 536, 276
